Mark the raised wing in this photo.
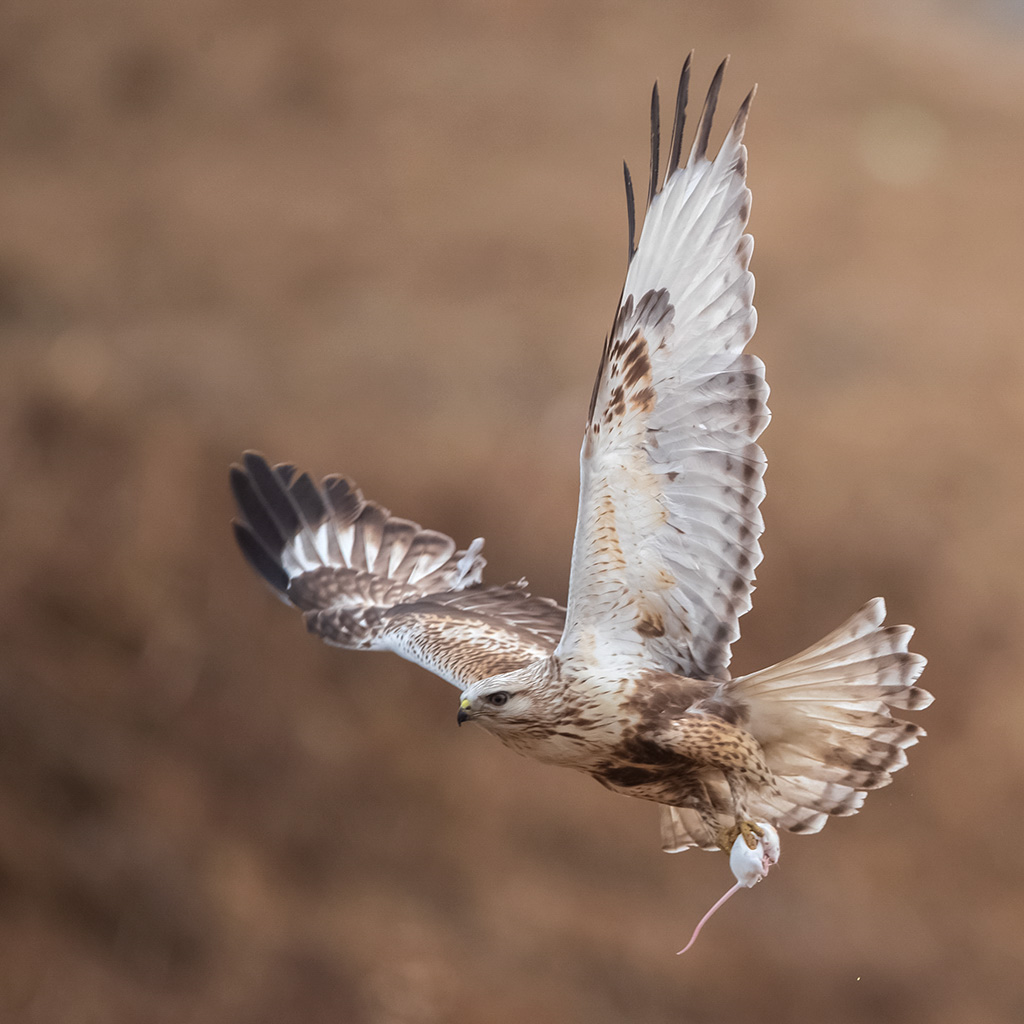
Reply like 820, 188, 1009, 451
557, 57, 768, 681
231, 452, 564, 688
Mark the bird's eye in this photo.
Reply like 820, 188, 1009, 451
487, 691, 510, 707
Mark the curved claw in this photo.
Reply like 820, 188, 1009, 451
739, 820, 765, 850
718, 819, 765, 852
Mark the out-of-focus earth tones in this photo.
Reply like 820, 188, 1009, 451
1, 1, 1022, 1021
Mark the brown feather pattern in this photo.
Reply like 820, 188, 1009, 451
229, 59, 931, 860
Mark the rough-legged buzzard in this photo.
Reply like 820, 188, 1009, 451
231, 56, 931, 860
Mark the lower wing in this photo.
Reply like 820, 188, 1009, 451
231, 452, 565, 688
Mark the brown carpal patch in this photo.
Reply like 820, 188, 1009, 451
603, 330, 657, 420
620, 334, 652, 390
631, 385, 656, 413
603, 383, 627, 423
636, 610, 665, 638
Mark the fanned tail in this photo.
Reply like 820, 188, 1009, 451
732, 598, 932, 835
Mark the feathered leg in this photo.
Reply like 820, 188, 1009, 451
661, 713, 778, 851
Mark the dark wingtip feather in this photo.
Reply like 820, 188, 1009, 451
667, 52, 692, 177
230, 463, 285, 555
647, 82, 660, 209
289, 471, 328, 527
730, 84, 756, 142
274, 463, 297, 487
623, 160, 636, 262
243, 451, 301, 539
691, 56, 728, 164
233, 521, 289, 593
241, 450, 268, 473
322, 475, 364, 526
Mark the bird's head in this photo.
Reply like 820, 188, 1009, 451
456, 665, 550, 733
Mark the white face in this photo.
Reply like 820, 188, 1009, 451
458, 674, 538, 731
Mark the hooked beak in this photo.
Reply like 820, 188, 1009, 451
457, 697, 471, 726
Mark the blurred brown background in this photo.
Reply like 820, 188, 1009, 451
1, 0, 1022, 1021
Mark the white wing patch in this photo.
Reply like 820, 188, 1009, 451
557, 59, 768, 681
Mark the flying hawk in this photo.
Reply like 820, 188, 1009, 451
230, 56, 931, 857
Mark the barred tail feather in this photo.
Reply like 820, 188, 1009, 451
733, 598, 932, 835
661, 804, 732, 853
661, 805, 709, 853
